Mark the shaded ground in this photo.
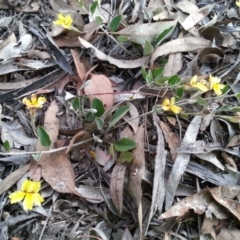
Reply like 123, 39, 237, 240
0, 0, 240, 239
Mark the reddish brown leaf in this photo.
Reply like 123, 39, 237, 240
84, 73, 114, 110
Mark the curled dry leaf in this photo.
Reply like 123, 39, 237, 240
79, 36, 150, 69
110, 162, 127, 214
84, 74, 114, 110
150, 37, 210, 67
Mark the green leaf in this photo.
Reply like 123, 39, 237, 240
154, 26, 174, 46
95, 16, 103, 25
95, 117, 104, 132
196, 97, 207, 105
168, 75, 180, 86
146, 69, 153, 84
37, 126, 51, 148
91, 98, 105, 117
3, 140, 10, 151
152, 67, 164, 79
90, 1, 98, 14
117, 35, 129, 43
143, 40, 153, 56
118, 151, 134, 163
71, 97, 80, 111
110, 15, 121, 32
222, 85, 229, 95
108, 106, 130, 129
79, 0, 84, 8
113, 138, 137, 152
175, 87, 184, 100
141, 67, 148, 81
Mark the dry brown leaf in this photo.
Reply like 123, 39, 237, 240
227, 134, 240, 147
181, 4, 215, 30
95, 146, 111, 166
70, 49, 90, 89
36, 100, 59, 152
150, 37, 210, 67
79, 36, 150, 69
163, 33, 183, 76
221, 152, 238, 170
159, 120, 180, 161
0, 163, 30, 195
201, 214, 219, 240
84, 74, 114, 110
159, 189, 212, 219
127, 123, 145, 235
40, 151, 79, 195
209, 186, 240, 221
110, 162, 127, 214
65, 129, 92, 154
165, 116, 202, 210
217, 229, 240, 240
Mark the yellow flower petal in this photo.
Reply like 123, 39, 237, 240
194, 82, 209, 92
23, 193, 34, 210
162, 98, 170, 107
30, 94, 37, 104
190, 75, 197, 85
237, 1, 240, 7
170, 97, 176, 106
9, 191, 25, 203
170, 105, 182, 114
53, 13, 73, 29
213, 83, 225, 96
33, 193, 44, 206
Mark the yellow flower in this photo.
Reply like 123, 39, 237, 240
236, 0, 240, 7
162, 97, 182, 114
189, 75, 209, 92
22, 94, 46, 109
9, 180, 44, 210
209, 75, 225, 96
53, 13, 73, 29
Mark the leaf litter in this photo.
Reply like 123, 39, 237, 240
1, 0, 240, 239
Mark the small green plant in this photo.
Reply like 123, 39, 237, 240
113, 138, 137, 163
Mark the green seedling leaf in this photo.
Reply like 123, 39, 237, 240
141, 67, 148, 80
197, 97, 207, 105
175, 87, 184, 100
91, 98, 105, 118
113, 138, 137, 152
37, 126, 51, 148
146, 69, 153, 84
95, 117, 104, 132
110, 15, 121, 32
152, 67, 164, 79
71, 97, 80, 111
143, 40, 154, 56
90, 1, 98, 14
108, 106, 130, 129
222, 85, 229, 95
168, 75, 180, 86
117, 35, 129, 43
3, 140, 10, 151
95, 16, 103, 25
118, 151, 134, 163
79, 0, 84, 8
154, 26, 175, 47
